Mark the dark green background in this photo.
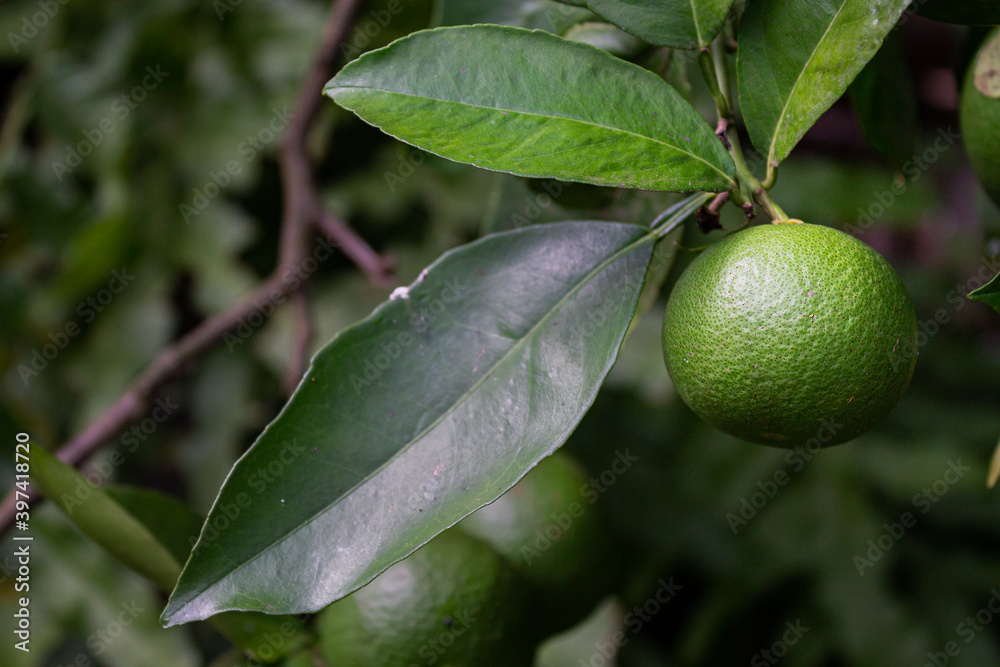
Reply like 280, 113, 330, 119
1, 1, 1000, 665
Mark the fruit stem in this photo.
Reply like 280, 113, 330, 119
698, 48, 731, 120
710, 37, 733, 109
726, 131, 759, 208
754, 188, 791, 223
700, 32, 790, 221
761, 163, 778, 190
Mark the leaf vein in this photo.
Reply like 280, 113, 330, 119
180, 227, 656, 609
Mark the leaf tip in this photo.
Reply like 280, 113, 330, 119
160, 582, 212, 628
159, 607, 183, 628
160, 598, 206, 628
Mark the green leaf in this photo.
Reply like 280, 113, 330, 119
970, 270, 1000, 312
29, 446, 181, 592
850, 32, 918, 169
738, 0, 912, 168
325, 25, 734, 192
585, 0, 736, 48
914, 0, 1000, 26
48, 205, 129, 304
105, 486, 311, 662
162, 220, 657, 625
104, 486, 205, 564
29, 453, 310, 662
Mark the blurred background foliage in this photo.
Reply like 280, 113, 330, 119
1, 0, 1000, 665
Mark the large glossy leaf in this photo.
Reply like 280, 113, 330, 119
325, 25, 734, 192
162, 221, 657, 626
850, 32, 917, 169
738, 0, 911, 168
585, 0, 736, 48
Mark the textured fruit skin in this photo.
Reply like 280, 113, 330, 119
662, 223, 917, 448
317, 530, 534, 666
960, 27, 1000, 208
459, 452, 604, 586
459, 452, 615, 634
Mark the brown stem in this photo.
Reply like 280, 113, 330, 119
315, 207, 396, 287
707, 191, 730, 215
284, 291, 313, 396
0, 0, 375, 537
715, 118, 731, 150
1, 274, 289, 528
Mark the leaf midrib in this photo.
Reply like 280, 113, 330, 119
766, 0, 851, 166
178, 225, 657, 612
689, 0, 704, 46
331, 86, 734, 186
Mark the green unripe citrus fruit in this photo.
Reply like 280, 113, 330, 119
960, 26, 1000, 207
317, 530, 535, 666
459, 452, 614, 632
459, 452, 604, 586
661, 222, 917, 448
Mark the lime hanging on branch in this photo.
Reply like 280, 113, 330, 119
459, 452, 617, 635
662, 222, 918, 448
317, 530, 536, 667
960, 26, 1000, 208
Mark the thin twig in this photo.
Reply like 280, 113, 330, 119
696, 191, 730, 234
315, 208, 396, 287
284, 291, 313, 396
715, 118, 731, 150
0, 274, 290, 529
0, 0, 373, 537
707, 191, 730, 215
